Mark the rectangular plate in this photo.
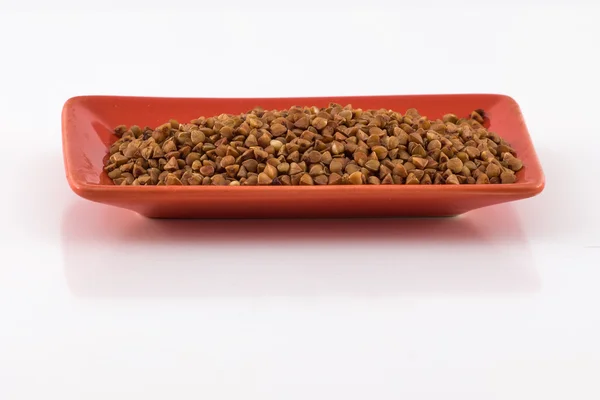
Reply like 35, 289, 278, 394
62, 94, 544, 218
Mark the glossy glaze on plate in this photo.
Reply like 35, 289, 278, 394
62, 94, 544, 218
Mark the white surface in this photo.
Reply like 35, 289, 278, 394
1, 1, 599, 399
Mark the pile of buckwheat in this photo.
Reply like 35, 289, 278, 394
104, 104, 523, 186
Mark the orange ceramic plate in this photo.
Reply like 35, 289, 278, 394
62, 94, 544, 218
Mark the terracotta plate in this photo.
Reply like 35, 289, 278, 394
62, 94, 544, 218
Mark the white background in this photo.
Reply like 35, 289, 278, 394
1, 1, 599, 399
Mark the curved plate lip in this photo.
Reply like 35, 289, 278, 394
62, 93, 545, 201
